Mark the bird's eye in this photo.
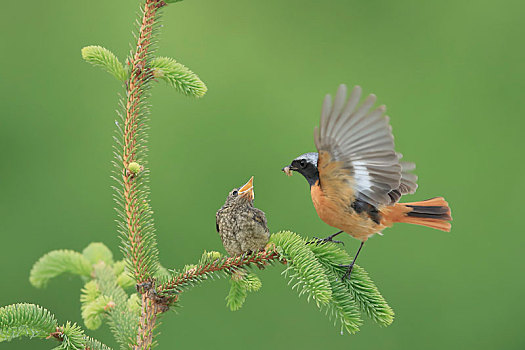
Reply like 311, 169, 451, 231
299, 159, 307, 168
232, 190, 238, 196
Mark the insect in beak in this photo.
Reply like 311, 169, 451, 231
282, 166, 294, 177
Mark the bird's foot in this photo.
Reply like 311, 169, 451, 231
309, 236, 344, 245
307, 234, 344, 246
339, 263, 355, 281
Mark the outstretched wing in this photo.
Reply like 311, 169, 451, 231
314, 84, 413, 207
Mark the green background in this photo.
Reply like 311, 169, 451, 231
1, 0, 524, 349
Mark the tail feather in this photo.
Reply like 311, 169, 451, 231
386, 197, 452, 232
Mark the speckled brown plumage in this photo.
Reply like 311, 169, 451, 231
216, 177, 270, 256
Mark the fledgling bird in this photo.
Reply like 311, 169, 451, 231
216, 176, 270, 256
282, 84, 452, 279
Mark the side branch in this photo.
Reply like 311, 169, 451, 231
159, 249, 281, 294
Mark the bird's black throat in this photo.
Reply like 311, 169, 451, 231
291, 160, 320, 187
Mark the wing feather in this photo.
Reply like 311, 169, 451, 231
315, 84, 414, 206
387, 157, 418, 202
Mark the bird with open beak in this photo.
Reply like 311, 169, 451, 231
282, 84, 452, 279
216, 176, 270, 256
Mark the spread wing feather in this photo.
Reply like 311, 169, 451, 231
387, 161, 418, 202
314, 84, 416, 206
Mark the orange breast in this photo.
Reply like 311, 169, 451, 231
310, 182, 383, 241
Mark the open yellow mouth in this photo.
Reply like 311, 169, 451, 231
238, 176, 254, 200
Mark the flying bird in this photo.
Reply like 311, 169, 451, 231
282, 84, 452, 279
216, 176, 270, 255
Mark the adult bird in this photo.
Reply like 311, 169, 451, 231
216, 176, 270, 256
282, 84, 451, 279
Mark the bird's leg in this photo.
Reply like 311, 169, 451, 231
341, 241, 365, 280
308, 230, 344, 245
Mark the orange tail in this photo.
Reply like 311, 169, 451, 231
385, 197, 452, 232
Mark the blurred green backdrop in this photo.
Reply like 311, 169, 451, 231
1, 0, 524, 349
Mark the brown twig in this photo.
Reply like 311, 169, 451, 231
46, 327, 63, 341
158, 248, 282, 294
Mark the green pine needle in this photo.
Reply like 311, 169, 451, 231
110, 260, 135, 289
0, 303, 110, 349
270, 231, 332, 306
81, 295, 111, 330
93, 263, 138, 348
321, 268, 362, 334
225, 270, 262, 311
113, 260, 126, 276
80, 279, 113, 330
82, 242, 114, 265
308, 242, 395, 327
56, 322, 85, 350
242, 273, 262, 292
199, 250, 223, 265
155, 265, 171, 280
346, 264, 395, 326
29, 250, 92, 288
0, 303, 58, 342
81, 46, 127, 81
226, 277, 248, 311
80, 280, 101, 305
150, 56, 207, 97
116, 271, 135, 290
127, 294, 141, 316
84, 336, 113, 350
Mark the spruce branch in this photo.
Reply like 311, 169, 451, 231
135, 295, 158, 350
159, 248, 280, 294
127, 294, 142, 316
317, 266, 362, 334
226, 277, 248, 312
81, 0, 209, 346
157, 231, 389, 334
113, 260, 136, 289
0, 303, 57, 342
56, 322, 86, 350
84, 336, 114, 350
0, 303, 111, 350
92, 263, 138, 349
226, 270, 262, 311
83, 243, 115, 266
80, 281, 104, 330
270, 231, 332, 306
82, 46, 127, 82
29, 250, 92, 288
116, 1, 169, 348
308, 242, 395, 327
150, 57, 207, 97
240, 273, 263, 292
81, 294, 111, 331
117, 0, 163, 285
